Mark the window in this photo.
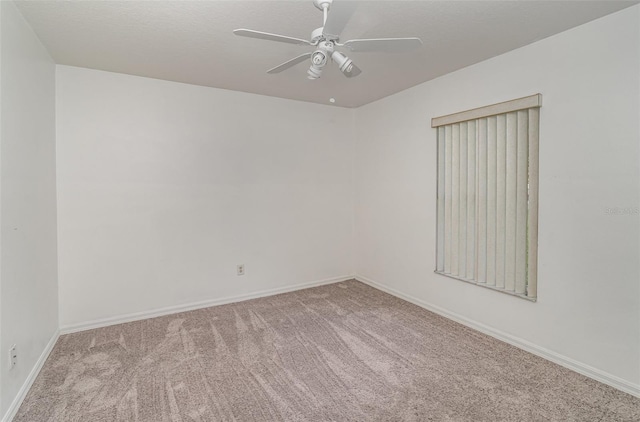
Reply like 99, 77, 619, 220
432, 95, 541, 300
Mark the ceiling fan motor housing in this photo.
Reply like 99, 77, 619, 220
311, 27, 338, 44
310, 27, 324, 44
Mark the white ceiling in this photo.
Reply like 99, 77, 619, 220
16, 0, 637, 108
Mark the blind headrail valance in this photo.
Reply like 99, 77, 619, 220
431, 94, 542, 128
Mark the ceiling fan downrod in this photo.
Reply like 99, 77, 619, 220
313, 0, 333, 26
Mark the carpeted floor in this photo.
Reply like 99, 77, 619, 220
15, 280, 640, 421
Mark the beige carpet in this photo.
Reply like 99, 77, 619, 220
15, 280, 640, 421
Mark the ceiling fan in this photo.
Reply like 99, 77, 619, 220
233, 0, 423, 80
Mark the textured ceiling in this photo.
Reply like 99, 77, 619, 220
16, 0, 638, 108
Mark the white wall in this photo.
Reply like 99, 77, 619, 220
56, 66, 355, 328
4, 1, 637, 410
355, 5, 640, 392
0, 1, 58, 418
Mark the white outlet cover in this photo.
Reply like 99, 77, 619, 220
9, 345, 17, 369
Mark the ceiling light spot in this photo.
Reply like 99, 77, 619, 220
329, 98, 336, 103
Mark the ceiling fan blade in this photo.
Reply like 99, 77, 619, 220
267, 53, 312, 74
233, 29, 311, 46
323, 1, 358, 39
342, 37, 423, 53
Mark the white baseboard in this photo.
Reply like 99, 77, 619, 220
2, 330, 60, 422
60, 275, 354, 335
355, 274, 640, 399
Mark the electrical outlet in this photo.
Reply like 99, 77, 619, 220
9, 345, 17, 370
237, 264, 245, 276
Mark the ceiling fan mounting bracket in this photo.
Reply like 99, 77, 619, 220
313, 0, 333, 12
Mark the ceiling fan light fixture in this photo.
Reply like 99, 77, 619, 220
308, 50, 328, 79
331, 50, 361, 77
331, 51, 350, 71
307, 66, 323, 80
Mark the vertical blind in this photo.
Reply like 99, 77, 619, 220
432, 95, 541, 300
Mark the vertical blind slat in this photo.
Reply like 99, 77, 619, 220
515, 110, 529, 294
527, 108, 540, 299
458, 122, 468, 277
504, 112, 518, 291
476, 118, 488, 283
451, 124, 460, 276
495, 114, 507, 289
444, 125, 453, 274
486, 116, 497, 286
436, 127, 446, 272
466, 121, 476, 279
